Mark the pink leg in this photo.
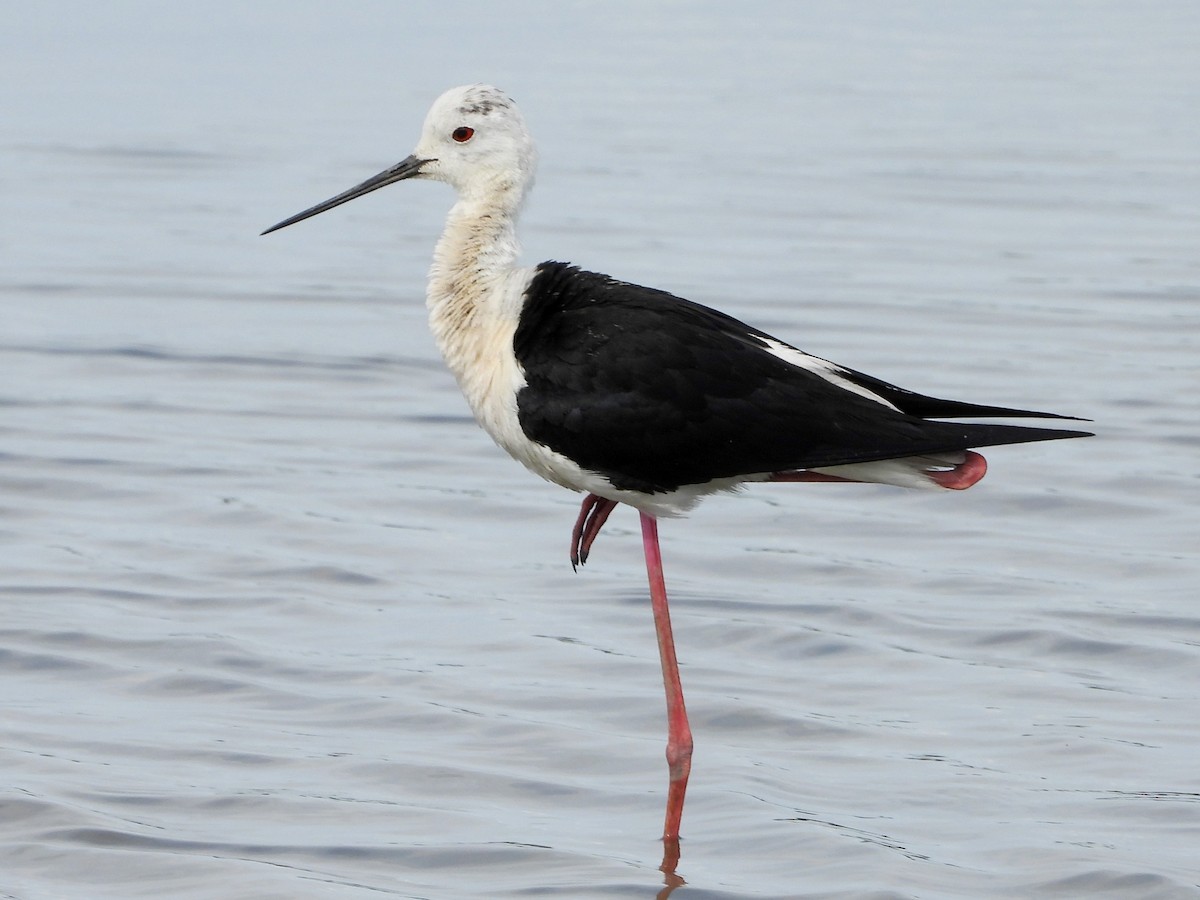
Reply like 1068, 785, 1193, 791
640, 512, 692, 844
570, 493, 619, 569
768, 471, 856, 483
769, 450, 989, 490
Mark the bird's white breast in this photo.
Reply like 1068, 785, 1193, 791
426, 267, 596, 494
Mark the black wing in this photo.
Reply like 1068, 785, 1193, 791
513, 263, 1091, 494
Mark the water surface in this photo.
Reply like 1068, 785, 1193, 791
2, 3, 1198, 897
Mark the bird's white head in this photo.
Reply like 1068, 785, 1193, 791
261, 84, 536, 235
413, 85, 537, 200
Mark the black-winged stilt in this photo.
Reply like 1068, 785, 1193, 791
263, 84, 1091, 849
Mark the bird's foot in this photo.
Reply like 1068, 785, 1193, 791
927, 450, 987, 489
570, 494, 619, 570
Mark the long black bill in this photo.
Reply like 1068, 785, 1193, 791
261, 154, 431, 235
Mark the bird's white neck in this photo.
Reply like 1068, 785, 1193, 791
429, 187, 521, 290
425, 185, 529, 417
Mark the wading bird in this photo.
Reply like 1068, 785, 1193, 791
263, 84, 1090, 852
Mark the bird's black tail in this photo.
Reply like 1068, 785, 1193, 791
943, 420, 1093, 451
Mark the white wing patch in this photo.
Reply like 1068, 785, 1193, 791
760, 338, 899, 411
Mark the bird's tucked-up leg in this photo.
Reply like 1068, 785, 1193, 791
639, 512, 692, 845
767, 471, 856, 484
570, 493, 618, 569
768, 450, 989, 491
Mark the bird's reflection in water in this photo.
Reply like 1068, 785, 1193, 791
657, 836, 685, 898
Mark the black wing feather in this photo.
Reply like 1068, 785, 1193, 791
832, 366, 1088, 421
514, 263, 1091, 494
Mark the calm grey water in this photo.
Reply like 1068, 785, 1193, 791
3, 3, 1198, 898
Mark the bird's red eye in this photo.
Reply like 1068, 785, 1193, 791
452, 126, 475, 143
